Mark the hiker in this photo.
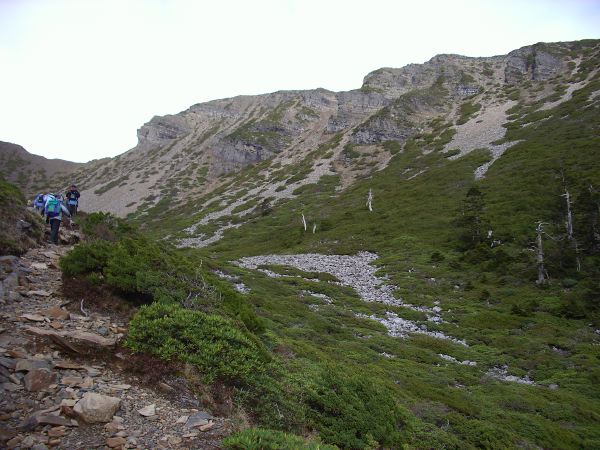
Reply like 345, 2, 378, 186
45, 194, 71, 245
33, 193, 46, 216
65, 184, 80, 216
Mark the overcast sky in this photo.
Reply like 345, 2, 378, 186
1, 0, 598, 162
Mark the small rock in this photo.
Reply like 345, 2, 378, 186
61, 376, 84, 386
106, 436, 127, 448
1, 381, 21, 391
73, 392, 121, 423
0, 356, 17, 369
7, 436, 23, 447
26, 290, 52, 297
42, 307, 70, 321
84, 366, 101, 377
31, 444, 49, 450
31, 263, 48, 270
54, 361, 85, 370
24, 368, 56, 391
97, 326, 109, 336
49, 321, 63, 330
7, 348, 26, 358
20, 435, 37, 448
21, 313, 46, 322
15, 359, 50, 372
80, 376, 94, 389
137, 404, 156, 417
60, 399, 77, 407
158, 382, 176, 393
168, 436, 183, 445
109, 383, 131, 390
175, 415, 188, 424
199, 421, 214, 432
0, 425, 17, 441
48, 426, 67, 437
185, 411, 213, 428
19, 413, 73, 431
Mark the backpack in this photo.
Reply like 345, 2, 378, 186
46, 198, 61, 218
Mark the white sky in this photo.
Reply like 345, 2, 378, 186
1, 0, 598, 162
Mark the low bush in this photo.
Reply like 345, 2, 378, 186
223, 428, 338, 450
126, 302, 269, 385
306, 367, 408, 449
60, 213, 262, 330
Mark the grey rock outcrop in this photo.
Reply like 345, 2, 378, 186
505, 44, 564, 83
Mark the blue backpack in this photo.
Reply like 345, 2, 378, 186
46, 198, 61, 218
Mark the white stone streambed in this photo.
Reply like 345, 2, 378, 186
234, 252, 467, 346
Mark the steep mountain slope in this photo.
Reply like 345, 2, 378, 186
61, 43, 592, 229
136, 38, 599, 448
5, 38, 600, 448
0, 142, 82, 197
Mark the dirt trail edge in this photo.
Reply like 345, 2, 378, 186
0, 243, 233, 449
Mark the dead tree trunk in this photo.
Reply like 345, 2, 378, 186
366, 189, 373, 212
536, 221, 548, 285
563, 188, 581, 271
301, 213, 307, 232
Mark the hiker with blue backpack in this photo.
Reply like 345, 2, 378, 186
45, 194, 71, 245
33, 193, 46, 216
65, 185, 80, 216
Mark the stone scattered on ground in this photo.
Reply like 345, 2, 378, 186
0, 243, 233, 449
235, 252, 465, 344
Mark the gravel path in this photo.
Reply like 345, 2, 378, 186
0, 244, 232, 449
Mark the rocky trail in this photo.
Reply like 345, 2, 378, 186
0, 242, 233, 449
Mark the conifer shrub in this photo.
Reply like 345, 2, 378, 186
223, 428, 338, 450
306, 367, 408, 448
126, 302, 269, 385
60, 212, 263, 330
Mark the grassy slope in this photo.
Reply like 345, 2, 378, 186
137, 49, 600, 448
188, 73, 600, 448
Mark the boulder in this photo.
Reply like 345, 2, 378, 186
73, 392, 121, 423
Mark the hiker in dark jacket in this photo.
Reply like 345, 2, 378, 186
45, 194, 71, 245
65, 185, 80, 216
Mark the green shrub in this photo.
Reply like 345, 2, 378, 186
126, 302, 269, 385
61, 217, 262, 330
59, 240, 112, 277
307, 367, 408, 449
223, 428, 338, 450
0, 176, 25, 205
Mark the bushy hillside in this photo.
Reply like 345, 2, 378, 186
112, 39, 600, 448
0, 176, 45, 255
34, 38, 600, 448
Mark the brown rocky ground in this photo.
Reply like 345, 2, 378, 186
0, 228, 235, 449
